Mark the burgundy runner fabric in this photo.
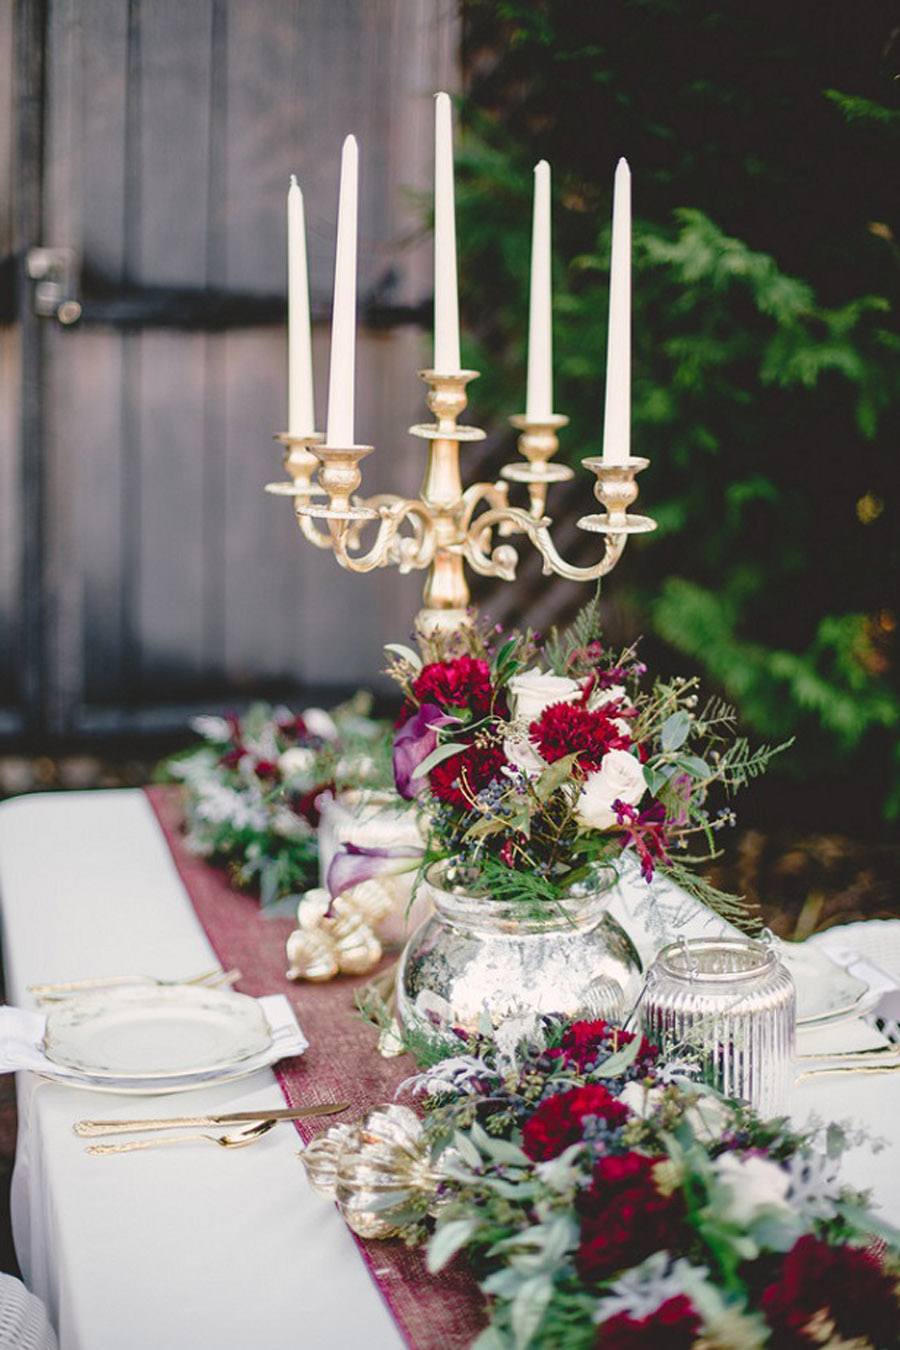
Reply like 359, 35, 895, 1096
144, 786, 486, 1350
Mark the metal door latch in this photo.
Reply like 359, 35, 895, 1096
26, 247, 82, 324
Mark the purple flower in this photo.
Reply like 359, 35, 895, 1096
392, 703, 452, 800
326, 843, 422, 899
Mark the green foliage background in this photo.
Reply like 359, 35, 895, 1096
453, 0, 899, 828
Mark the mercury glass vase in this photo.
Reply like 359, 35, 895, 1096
641, 937, 795, 1118
396, 864, 643, 1040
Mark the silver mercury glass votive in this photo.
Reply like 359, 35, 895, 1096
641, 937, 795, 1118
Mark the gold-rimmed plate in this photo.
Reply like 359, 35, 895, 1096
43, 985, 272, 1080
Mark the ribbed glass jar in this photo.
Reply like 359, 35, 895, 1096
641, 938, 795, 1118
396, 864, 643, 1040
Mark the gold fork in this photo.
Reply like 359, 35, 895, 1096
28, 967, 241, 1002
86, 1119, 277, 1155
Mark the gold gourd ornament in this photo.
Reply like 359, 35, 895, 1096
286, 882, 396, 982
300, 1104, 439, 1240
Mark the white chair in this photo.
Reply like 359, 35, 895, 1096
0, 1273, 57, 1350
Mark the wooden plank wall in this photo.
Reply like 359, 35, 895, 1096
0, 0, 20, 724
35, 0, 458, 733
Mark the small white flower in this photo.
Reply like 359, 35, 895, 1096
302, 707, 339, 741
575, 749, 646, 830
508, 667, 581, 724
189, 715, 232, 742
711, 1153, 792, 1226
279, 746, 317, 779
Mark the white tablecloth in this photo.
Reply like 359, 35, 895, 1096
0, 789, 897, 1349
0, 790, 402, 1350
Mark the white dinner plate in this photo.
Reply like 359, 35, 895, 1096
43, 984, 272, 1079
776, 941, 871, 1027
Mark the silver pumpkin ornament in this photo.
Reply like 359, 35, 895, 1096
300, 1105, 439, 1240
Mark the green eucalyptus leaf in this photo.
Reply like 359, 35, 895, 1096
535, 753, 579, 804
660, 710, 692, 752
678, 754, 712, 779
593, 1032, 644, 1077
411, 741, 468, 780
452, 1129, 482, 1170
511, 1275, 553, 1350
427, 1217, 480, 1273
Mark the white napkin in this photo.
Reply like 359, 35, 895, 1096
0, 994, 307, 1083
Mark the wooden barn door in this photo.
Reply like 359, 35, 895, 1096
5, 0, 457, 737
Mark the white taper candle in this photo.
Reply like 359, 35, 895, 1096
433, 92, 461, 374
325, 134, 359, 447
525, 159, 553, 421
601, 158, 631, 465
287, 175, 315, 437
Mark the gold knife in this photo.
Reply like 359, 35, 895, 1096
74, 1102, 349, 1137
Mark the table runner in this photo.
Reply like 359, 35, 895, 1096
145, 786, 485, 1350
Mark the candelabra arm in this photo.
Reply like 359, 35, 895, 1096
265, 432, 334, 549
329, 496, 436, 575
459, 479, 510, 533
463, 457, 655, 583
462, 505, 622, 581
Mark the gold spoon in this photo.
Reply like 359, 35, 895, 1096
86, 1119, 277, 1155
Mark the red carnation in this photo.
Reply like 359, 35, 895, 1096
597, 1295, 701, 1349
530, 702, 632, 773
411, 657, 502, 720
761, 1234, 900, 1348
253, 759, 279, 781
576, 1152, 684, 1284
522, 1084, 631, 1161
428, 743, 507, 811
551, 1019, 659, 1076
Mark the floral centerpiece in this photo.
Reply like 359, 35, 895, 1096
305, 1014, 900, 1349
332, 597, 786, 920
328, 600, 788, 1035
165, 694, 391, 907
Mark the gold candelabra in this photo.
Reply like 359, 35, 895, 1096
266, 369, 655, 634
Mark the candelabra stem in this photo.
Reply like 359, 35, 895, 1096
410, 369, 484, 633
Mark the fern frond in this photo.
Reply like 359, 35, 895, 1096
544, 588, 604, 673
659, 860, 763, 935
715, 736, 794, 791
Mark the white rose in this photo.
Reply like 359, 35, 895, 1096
618, 1082, 665, 1118
302, 707, 338, 741
509, 667, 581, 725
279, 746, 317, 779
575, 749, 646, 830
712, 1154, 791, 1227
